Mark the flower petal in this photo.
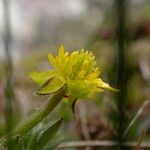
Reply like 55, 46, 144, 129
95, 79, 119, 92
58, 45, 65, 58
37, 77, 65, 95
29, 70, 56, 85
100, 82, 119, 92
48, 53, 57, 67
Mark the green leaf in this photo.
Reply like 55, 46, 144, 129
37, 77, 65, 95
27, 131, 39, 150
0, 127, 4, 138
14, 140, 24, 150
35, 119, 63, 150
43, 137, 63, 150
29, 70, 56, 85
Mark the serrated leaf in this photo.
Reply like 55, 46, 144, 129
29, 70, 56, 85
35, 119, 63, 150
37, 77, 65, 95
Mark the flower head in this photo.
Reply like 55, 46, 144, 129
30, 46, 118, 98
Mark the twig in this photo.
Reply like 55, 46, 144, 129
57, 140, 150, 149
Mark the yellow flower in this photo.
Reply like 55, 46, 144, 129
30, 46, 118, 98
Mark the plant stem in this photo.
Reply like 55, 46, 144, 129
14, 86, 66, 135
0, 85, 66, 144
115, 0, 127, 149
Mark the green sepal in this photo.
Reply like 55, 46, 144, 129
68, 80, 91, 98
37, 77, 65, 95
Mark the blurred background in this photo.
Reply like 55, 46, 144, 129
0, 0, 150, 149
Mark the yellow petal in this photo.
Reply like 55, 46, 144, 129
77, 70, 86, 79
48, 53, 56, 67
29, 70, 56, 85
95, 79, 119, 92
81, 60, 89, 69
67, 51, 79, 75
58, 45, 65, 57
101, 82, 119, 92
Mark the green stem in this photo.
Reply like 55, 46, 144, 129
14, 86, 66, 135
0, 85, 66, 144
